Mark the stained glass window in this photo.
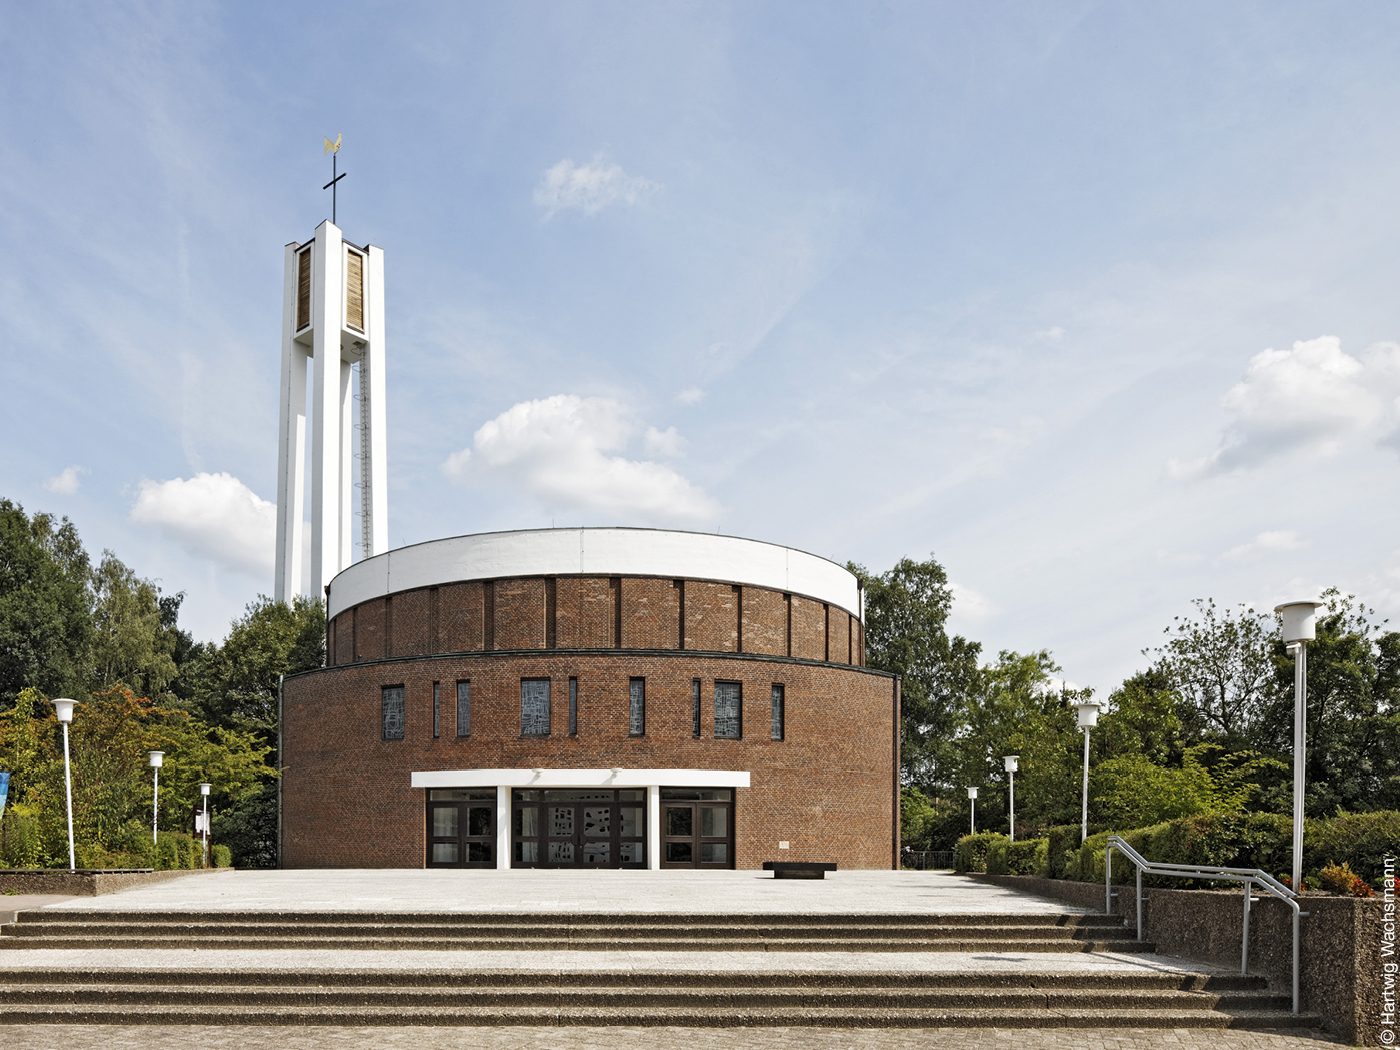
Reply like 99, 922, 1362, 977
692, 678, 701, 738
381, 685, 405, 740
456, 681, 471, 737
569, 677, 578, 736
771, 683, 785, 741
629, 678, 645, 736
432, 681, 440, 739
521, 678, 551, 736
715, 681, 741, 739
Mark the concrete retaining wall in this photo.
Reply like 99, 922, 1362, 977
0, 867, 227, 896
973, 872, 1387, 1045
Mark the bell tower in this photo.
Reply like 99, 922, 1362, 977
274, 220, 387, 602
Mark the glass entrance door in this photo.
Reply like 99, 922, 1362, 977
426, 789, 496, 868
661, 788, 733, 869
513, 789, 646, 868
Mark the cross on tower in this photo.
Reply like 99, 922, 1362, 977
323, 134, 346, 225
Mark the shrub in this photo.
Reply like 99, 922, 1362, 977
1001, 839, 1046, 876
212, 844, 232, 868
954, 832, 1007, 873
1318, 861, 1373, 898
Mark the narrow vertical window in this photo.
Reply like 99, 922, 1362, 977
714, 681, 742, 739
568, 677, 578, 736
521, 678, 551, 736
346, 250, 364, 331
629, 678, 646, 736
296, 249, 311, 330
381, 685, 405, 740
456, 680, 471, 737
432, 681, 440, 739
770, 684, 785, 741
692, 679, 702, 738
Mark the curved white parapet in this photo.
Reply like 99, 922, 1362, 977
328, 527, 861, 621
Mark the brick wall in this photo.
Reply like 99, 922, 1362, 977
282, 651, 896, 871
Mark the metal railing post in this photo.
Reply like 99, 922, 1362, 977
1136, 866, 1142, 941
1241, 880, 1251, 975
1105, 842, 1113, 914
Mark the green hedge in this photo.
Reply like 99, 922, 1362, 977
1304, 810, 1398, 887
1057, 810, 1396, 889
212, 844, 232, 868
1044, 825, 1080, 879
987, 838, 1047, 876
953, 832, 1006, 873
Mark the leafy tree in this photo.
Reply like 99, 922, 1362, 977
1149, 598, 1278, 745
851, 555, 981, 789
89, 552, 179, 702
186, 595, 324, 735
0, 500, 92, 711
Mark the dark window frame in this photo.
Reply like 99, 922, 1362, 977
770, 683, 785, 741
381, 684, 405, 741
568, 677, 578, 736
629, 677, 646, 737
691, 678, 702, 738
456, 680, 471, 737
714, 680, 742, 740
432, 681, 440, 739
521, 677, 552, 736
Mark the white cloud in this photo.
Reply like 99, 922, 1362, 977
1037, 326, 1067, 341
677, 387, 705, 405
1217, 529, 1306, 563
129, 472, 275, 578
949, 581, 999, 622
534, 155, 659, 218
44, 465, 87, 494
644, 426, 683, 457
442, 395, 720, 523
1170, 337, 1400, 479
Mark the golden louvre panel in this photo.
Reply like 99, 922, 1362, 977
346, 250, 364, 332
296, 249, 311, 331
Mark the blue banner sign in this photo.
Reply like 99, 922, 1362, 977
0, 771, 9, 822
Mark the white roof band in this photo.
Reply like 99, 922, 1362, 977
328, 528, 861, 622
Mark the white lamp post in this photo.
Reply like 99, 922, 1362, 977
966, 786, 978, 836
1276, 600, 1325, 891
199, 783, 211, 868
1003, 755, 1019, 842
147, 751, 165, 846
1074, 701, 1101, 843
52, 699, 77, 871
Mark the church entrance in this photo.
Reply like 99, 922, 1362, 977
426, 789, 496, 868
661, 788, 734, 869
512, 789, 647, 868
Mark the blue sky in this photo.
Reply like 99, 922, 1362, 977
4, 1, 1400, 693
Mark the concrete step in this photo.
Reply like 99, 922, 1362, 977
0, 970, 1314, 1028
0, 1003, 1322, 1028
0, 910, 1152, 953
0, 934, 1159, 952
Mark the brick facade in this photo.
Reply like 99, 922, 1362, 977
327, 575, 863, 667
281, 650, 897, 871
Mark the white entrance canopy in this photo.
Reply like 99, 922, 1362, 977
410, 768, 751, 871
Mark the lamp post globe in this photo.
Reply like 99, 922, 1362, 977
1275, 599, 1326, 890
147, 751, 165, 846
1003, 756, 1019, 842
966, 785, 978, 836
51, 699, 78, 871
1074, 700, 1100, 843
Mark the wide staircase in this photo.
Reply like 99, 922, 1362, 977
0, 908, 1320, 1029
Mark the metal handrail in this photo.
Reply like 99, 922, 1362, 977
1105, 835, 1304, 1015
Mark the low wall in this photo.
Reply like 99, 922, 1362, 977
972, 873, 1386, 1045
0, 867, 228, 897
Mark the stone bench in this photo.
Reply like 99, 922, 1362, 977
762, 861, 837, 880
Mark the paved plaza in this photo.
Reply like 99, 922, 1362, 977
34, 868, 1095, 914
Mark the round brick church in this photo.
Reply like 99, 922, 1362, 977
280, 527, 900, 871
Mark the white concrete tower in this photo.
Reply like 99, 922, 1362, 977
275, 220, 387, 602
